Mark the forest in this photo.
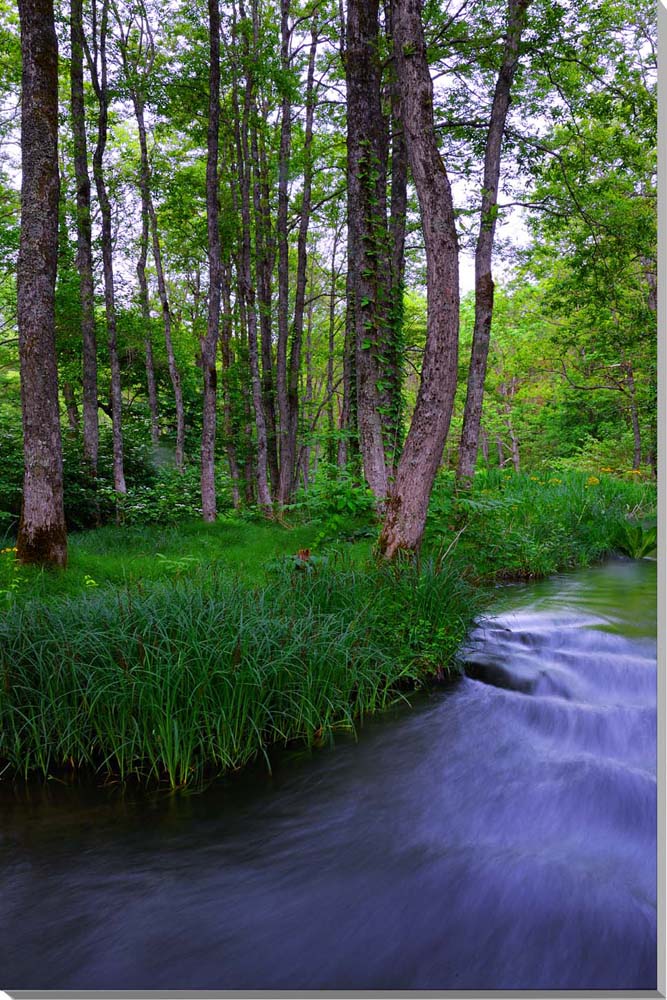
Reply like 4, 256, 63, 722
0, 0, 658, 786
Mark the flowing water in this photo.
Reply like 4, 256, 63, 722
0, 558, 657, 990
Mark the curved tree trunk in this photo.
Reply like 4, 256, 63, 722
17, 0, 67, 568
457, 0, 530, 485
378, 0, 460, 557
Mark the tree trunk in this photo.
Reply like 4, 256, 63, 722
86, 0, 125, 495
253, 98, 279, 493
201, 0, 221, 521
384, 0, 408, 471
327, 227, 341, 465
235, 2, 272, 511
220, 262, 241, 507
16, 0, 67, 568
378, 0, 460, 557
345, 0, 390, 500
278, 18, 318, 504
624, 361, 642, 468
457, 0, 530, 485
136, 184, 160, 447
70, 0, 98, 476
63, 381, 80, 434
275, 0, 293, 501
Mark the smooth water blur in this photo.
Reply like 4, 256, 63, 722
0, 559, 656, 990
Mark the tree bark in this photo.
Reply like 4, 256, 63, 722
277, 18, 318, 504
378, 0, 460, 557
86, 0, 126, 494
63, 381, 80, 434
624, 361, 642, 468
457, 0, 530, 484
275, 0, 293, 501
70, 0, 98, 476
201, 0, 222, 521
345, 0, 390, 500
220, 261, 241, 507
16, 0, 67, 567
234, 1, 272, 511
136, 184, 160, 447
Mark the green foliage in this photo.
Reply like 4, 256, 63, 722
288, 464, 378, 545
613, 519, 657, 560
0, 557, 479, 787
425, 469, 656, 582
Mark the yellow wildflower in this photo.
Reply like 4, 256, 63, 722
586, 476, 600, 486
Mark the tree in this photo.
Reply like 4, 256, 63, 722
16, 0, 67, 567
378, 0, 460, 557
456, 0, 531, 484
201, 0, 222, 521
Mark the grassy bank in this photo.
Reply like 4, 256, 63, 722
0, 470, 656, 787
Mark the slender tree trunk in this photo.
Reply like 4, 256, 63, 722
70, 0, 98, 476
201, 0, 221, 521
253, 100, 279, 492
220, 262, 241, 507
327, 227, 341, 466
63, 382, 80, 434
86, 0, 125, 494
480, 424, 489, 463
16, 0, 67, 567
235, 3, 272, 511
345, 0, 390, 500
496, 435, 505, 466
338, 272, 356, 469
379, 0, 460, 557
457, 0, 530, 484
136, 186, 160, 446
624, 361, 642, 468
275, 0, 293, 500
278, 19, 318, 504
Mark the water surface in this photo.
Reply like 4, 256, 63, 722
0, 558, 656, 990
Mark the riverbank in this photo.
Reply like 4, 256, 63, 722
0, 470, 656, 787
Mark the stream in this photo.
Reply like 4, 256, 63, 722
0, 557, 657, 990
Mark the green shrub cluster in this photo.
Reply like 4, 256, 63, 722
425, 468, 656, 581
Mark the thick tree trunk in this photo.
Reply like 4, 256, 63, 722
16, 0, 67, 568
201, 0, 221, 521
345, 0, 389, 500
384, 0, 408, 471
277, 19, 318, 504
87, 0, 125, 494
378, 0, 460, 557
457, 0, 530, 484
70, 0, 98, 476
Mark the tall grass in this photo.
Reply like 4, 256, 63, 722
0, 560, 479, 787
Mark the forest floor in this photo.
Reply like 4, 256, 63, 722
0, 470, 656, 787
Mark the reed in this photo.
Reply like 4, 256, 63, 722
0, 560, 478, 787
